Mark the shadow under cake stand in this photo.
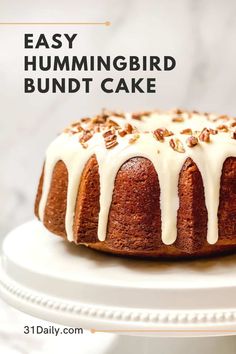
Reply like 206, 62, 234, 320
1, 220, 236, 354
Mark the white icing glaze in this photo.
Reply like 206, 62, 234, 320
38, 110, 236, 245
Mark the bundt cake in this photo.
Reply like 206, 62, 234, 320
35, 109, 236, 258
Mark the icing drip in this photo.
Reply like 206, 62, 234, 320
38, 110, 236, 245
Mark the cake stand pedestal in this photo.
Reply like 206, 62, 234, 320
1, 220, 236, 353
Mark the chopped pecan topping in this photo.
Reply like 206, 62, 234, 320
101, 108, 124, 119
169, 138, 185, 153
125, 123, 134, 134
71, 121, 82, 127
93, 125, 101, 133
199, 128, 211, 142
160, 128, 174, 137
105, 138, 118, 149
186, 136, 198, 147
63, 127, 72, 134
118, 123, 134, 136
80, 142, 88, 149
91, 115, 106, 124
129, 134, 140, 144
218, 114, 230, 121
103, 129, 118, 149
180, 128, 192, 135
217, 124, 228, 132
208, 128, 218, 135
103, 128, 115, 139
231, 121, 236, 128
65, 121, 84, 134
164, 129, 173, 137
132, 111, 151, 120
153, 127, 173, 140
101, 108, 111, 118
118, 129, 127, 137
70, 127, 83, 134
79, 130, 93, 148
107, 119, 120, 128
153, 128, 165, 142
172, 116, 184, 123
79, 130, 93, 143
81, 117, 90, 123
172, 108, 183, 115
63, 109, 236, 149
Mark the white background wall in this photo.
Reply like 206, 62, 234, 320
1, 1, 236, 352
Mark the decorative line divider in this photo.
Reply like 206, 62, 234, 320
0, 22, 111, 26
90, 329, 236, 333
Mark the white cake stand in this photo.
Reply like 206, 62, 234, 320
1, 220, 236, 353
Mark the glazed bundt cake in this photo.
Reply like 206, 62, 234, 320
35, 109, 236, 258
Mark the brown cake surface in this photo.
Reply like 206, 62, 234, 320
35, 109, 236, 258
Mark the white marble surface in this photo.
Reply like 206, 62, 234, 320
1, 0, 236, 352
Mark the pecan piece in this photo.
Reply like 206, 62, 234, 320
118, 129, 127, 137
208, 128, 218, 135
81, 117, 91, 123
169, 138, 185, 153
160, 128, 174, 137
103, 129, 118, 149
105, 139, 118, 149
125, 123, 134, 134
199, 128, 210, 142
79, 130, 93, 144
101, 108, 124, 119
132, 111, 151, 120
186, 136, 198, 147
164, 129, 173, 137
218, 114, 230, 121
231, 121, 236, 128
172, 108, 183, 115
80, 142, 88, 149
172, 116, 184, 123
103, 129, 115, 139
153, 128, 164, 142
217, 124, 228, 132
180, 128, 192, 135
107, 119, 120, 128
92, 115, 106, 125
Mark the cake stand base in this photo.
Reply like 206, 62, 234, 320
1, 221, 236, 353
